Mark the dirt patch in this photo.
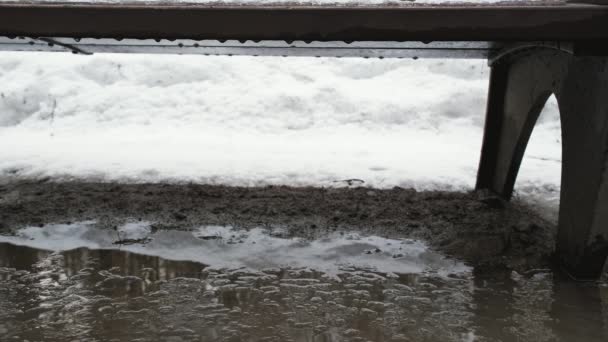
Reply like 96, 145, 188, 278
0, 178, 555, 274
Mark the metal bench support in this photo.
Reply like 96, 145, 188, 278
476, 48, 608, 279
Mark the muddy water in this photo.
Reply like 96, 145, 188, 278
0, 225, 607, 342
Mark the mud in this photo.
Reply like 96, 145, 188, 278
0, 178, 556, 274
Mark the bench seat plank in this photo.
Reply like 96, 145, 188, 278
0, 2, 606, 42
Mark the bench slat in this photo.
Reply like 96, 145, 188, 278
0, 3, 607, 42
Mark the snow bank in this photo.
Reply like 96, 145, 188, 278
0, 52, 562, 212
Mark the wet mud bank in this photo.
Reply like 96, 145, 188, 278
0, 179, 556, 274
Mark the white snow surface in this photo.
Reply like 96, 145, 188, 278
0, 52, 562, 215
0, 0, 557, 5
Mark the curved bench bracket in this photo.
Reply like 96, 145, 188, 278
477, 47, 608, 279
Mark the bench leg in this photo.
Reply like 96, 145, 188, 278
476, 51, 566, 198
476, 50, 608, 278
555, 56, 608, 279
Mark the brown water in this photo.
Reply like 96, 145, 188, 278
0, 239, 607, 342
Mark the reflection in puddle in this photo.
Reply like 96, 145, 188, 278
0, 223, 607, 341
0, 222, 469, 276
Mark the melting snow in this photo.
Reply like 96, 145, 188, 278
0, 221, 470, 276
0, 53, 561, 200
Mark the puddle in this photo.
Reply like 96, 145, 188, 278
0, 222, 607, 341
0, 221, 469, 276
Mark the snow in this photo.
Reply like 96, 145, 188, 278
0, 0, 558, 4
0, 52, 562, 216
0, 221, 471, 276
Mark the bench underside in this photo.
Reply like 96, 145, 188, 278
0, 38, 506, 59
0, 2, 608, 57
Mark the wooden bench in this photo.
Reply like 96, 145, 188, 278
1, 0, 608, 278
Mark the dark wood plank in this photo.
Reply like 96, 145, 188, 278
0, 2, 607, 42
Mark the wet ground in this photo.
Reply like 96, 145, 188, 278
0, 179, 558, 273
0, 179, 607, 341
